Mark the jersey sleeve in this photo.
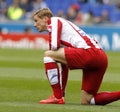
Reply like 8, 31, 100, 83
49, 18, 62, 50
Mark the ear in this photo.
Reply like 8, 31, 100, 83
44, 16, 49, 21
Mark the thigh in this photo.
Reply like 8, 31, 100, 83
81, 49, 108, 95
64, 47, 108, 70
81, 67, 107, 96
64, 47, 90, 69
44, 48, 67, 64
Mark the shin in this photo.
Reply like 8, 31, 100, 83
44, 57, 62, 99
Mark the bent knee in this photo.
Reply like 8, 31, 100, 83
80, 90, 93, 105
44, 50, 53, 57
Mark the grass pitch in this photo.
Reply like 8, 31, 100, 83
0, 48, 120, 112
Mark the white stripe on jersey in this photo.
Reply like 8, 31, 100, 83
50, 18, 58, 50
48, 17, 101, 50
67, 20, 101, 49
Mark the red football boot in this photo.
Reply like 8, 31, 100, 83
39, 95, 65, 104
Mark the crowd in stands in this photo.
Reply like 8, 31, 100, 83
0, 0, 120, 25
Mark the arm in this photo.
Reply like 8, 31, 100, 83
49, 18, 62, 50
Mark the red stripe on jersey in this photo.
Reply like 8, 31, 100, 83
57, 19, 62, 49
47, 19, 51, 24
48, 30, 52, 50
67, 21, 97, 48
82, 35, 95, 48
61, 40, 74, 47
47, 19, 52, 50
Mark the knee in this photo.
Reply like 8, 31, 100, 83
44, 50, 53, 57
80, 90, 93, 105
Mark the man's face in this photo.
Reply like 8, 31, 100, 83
33, 15, 47, 32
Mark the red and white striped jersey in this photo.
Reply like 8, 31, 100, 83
47, 17, 101, 50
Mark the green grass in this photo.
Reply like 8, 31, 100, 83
0, 48, 120, 112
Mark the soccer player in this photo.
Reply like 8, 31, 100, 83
33, 8, 120, 105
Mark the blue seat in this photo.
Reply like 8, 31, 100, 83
45, 0, 78, 15
90, 3, 103, 17
110, 8, 120, 23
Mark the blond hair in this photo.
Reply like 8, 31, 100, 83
34, 8, 53, 18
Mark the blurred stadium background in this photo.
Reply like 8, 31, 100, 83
0, 0, 120, 112
0, 0, 120, 50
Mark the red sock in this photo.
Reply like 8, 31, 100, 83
91, 91, 120, 105
60, 64, 69, 97
44, 57, 62, 99
51, 84, 62, 99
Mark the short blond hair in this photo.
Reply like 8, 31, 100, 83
34, 8, 53, 18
